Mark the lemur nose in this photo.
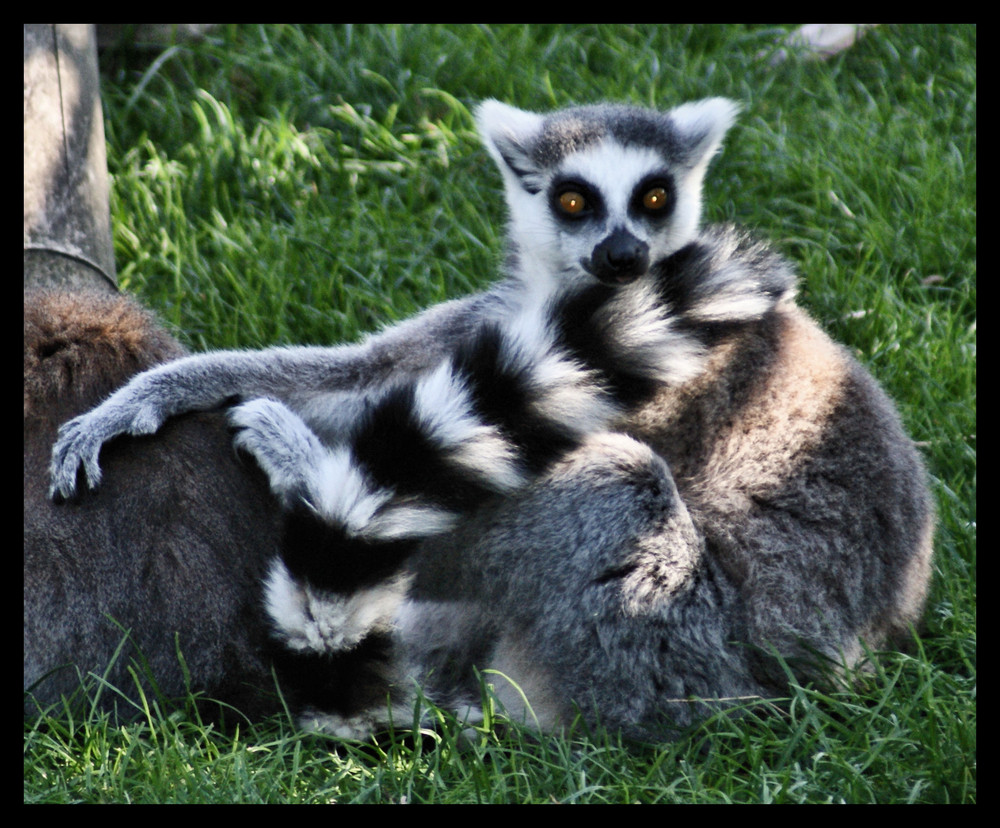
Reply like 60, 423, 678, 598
591, 229, 650, 285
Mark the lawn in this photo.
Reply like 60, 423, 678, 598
24, 24, 975, 803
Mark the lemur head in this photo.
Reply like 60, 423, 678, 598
476, 99, 739, 289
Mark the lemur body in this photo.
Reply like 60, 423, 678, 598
42, 99, 933, 740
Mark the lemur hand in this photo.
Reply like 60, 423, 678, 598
49, 392, 167, 500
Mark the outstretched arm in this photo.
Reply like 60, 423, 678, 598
47, 346, 354, 498
48, 293, 490, 500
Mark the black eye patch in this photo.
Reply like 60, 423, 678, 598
630, 175, 676, 220
549, 179, 604, 222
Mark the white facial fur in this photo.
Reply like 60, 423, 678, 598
549, 141, 695, 276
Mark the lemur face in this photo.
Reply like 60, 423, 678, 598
476, 98, 740, 291
545, 140, 677, 286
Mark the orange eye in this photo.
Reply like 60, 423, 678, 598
642, 186, 669, 211
558, 191, 587, 214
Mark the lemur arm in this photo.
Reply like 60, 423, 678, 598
48, 293, 492, 500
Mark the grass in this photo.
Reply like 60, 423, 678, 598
25, 24, 975, 803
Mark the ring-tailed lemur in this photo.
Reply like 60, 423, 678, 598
47, 99, 933, 742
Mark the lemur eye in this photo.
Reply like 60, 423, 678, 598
642, 186, 670, 211
557, 190, 587, 215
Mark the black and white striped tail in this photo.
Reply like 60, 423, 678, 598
227, 285, 638, 732
230, 224, 796, 734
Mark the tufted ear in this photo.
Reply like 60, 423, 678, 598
667, 97, 741, 172
475, 100, 547, 194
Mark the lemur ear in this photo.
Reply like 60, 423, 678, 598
667, 98, 741, 172
475, 100, 547, 194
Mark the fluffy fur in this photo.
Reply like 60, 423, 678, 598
403, 228, 934, 738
